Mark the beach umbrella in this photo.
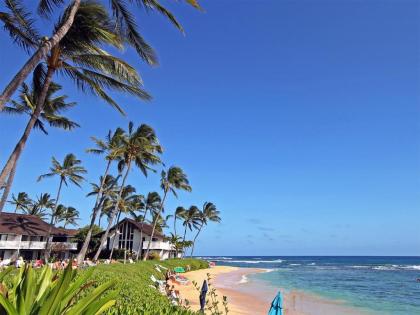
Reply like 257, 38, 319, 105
199, 280, 208, 312
268, 292, 283, 315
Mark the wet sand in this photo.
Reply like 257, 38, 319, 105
173, 266, 371, 315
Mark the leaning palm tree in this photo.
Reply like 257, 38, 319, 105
38, 153, 86, 261
8, 192, 32, 213
0, 0, 199, 109
93, 122, 162, 261
144, 166, 192, 260
0, 2, 148, 192
22, 193, 55, 220
133, 191, 160, 260
181, 205, 201, 250
173, 206, 187, 237
190, 202, 221, 257
0, 80, 78, 212
77, 129, 124, 264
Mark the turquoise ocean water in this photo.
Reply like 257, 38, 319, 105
198, 256, 420, 314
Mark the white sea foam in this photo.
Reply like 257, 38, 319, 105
289, 263, 301, 266
308, 263, 316, 266
238, 275, 248, 284
211, 259, 284, 264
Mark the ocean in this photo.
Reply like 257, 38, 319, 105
198, 256, 420, 314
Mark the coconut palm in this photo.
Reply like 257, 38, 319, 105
8, 192, 32, 213
38, 153, 86, 261
93, 122, 162, 261
61, 206, 79, 228
181, 205, 201, 246
22, 193, 55, 220
190, 202, 221, 257
133, 191, 160, 260
0, 0, 199, 109
173, 206, 187, 237
166, 232, 182, 258
144, 166, 191, 260
0, 80, 78, 212
107, 185, 138, 260
77, 129, 124, 264
0, 2, 148, 192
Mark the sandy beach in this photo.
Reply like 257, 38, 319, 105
172, 266, 372, 315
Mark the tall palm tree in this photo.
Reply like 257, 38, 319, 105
77, 129, 124, 264
181, 205, 201, 257
108, 185, 138, 260
133, 191, 160, 260
0, 80, 78, 211
0, 2, 148, 192
8, 192, 32, 213
0, 0, 197, 109
144, 166, 191, 260
173, 206, 186, 237
190, 202, 221, 257
38, 153, 86, 261
22, 193, 55, 220
93, 122, 162, 261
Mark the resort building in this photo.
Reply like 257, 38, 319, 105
0, 212, 78, 260
96, 217, 179, 260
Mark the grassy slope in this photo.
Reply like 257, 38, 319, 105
89, 259, 208, 315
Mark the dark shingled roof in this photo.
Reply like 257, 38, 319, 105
0, 212, 77, 236
95, 217, 164, 238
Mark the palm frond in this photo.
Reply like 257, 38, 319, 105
37, 0, 65, 17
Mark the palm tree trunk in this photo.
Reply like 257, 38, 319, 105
0, 159, 17, 211
0, 0, 81, 110
93, 161, 131, 261
77, 160, 111, 264
109, 210, 122, 260
135, 209, 148, 260
181, 225, 188, 258
0, 66, 55, 201
190, 223, 203, 258
143, 190, 168, 261
174, 216, 177, 237
44, 177, 63, 262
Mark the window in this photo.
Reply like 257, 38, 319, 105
118, 222, 134, 251
21, 235, 29, 241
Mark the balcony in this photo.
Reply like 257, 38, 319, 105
142, 241, 173, 251
0, 240, 77, 251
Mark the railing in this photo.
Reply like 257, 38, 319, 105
142, 241, 173, 251
0, 240, 77, 251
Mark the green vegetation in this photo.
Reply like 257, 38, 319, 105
0, 264, 116, 315
87, 259, 208, 315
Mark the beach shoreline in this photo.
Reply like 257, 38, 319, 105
174, 266, 373, 315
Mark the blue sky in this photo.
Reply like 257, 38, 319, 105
0, 0, 419, 256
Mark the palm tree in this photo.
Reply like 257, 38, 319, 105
181, 206, 201, 256
38, 153, 86, 261
0, 81, 78, 211
108, 185, 139, 260
77, 129, 124, 264
8, 192, 32, 213
61, 206, 79, 228
173, 206, 187, 237
22, 193, 55, 220
144, 166, 191, 260
93, 122, 162, 261
133, 191, 160, 260
166, 232, 182, 258
0, 0, 197, 109
0, 2, 148, 192
190, 202, 221, 257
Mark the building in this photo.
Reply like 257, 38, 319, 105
0, 212, 78, 260
96, 217, 179, 260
